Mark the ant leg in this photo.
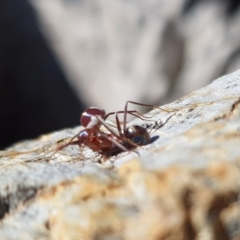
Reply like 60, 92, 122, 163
148, 113, 176, 133
44, 134, 79, 160
104, 110, 152, 121
100, 131, 139, 156
101, 114, 151, 151
96, 116, 132, 151
55, 134, 80, 151
106, 110, 164, 134
114, 113, 143, 152
114, 113, 141, 157
101, 134, 128, 152
115, 112, 124, 136
123, 101, 175, 132
104, 110, 154, 133
96, 116, 120, 137
125, 101, 174, 113
150, 112, 177, 137
96, 116, 139, 153
97, 129, 128, 152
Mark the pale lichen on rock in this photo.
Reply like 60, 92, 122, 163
0, 70, 240, 239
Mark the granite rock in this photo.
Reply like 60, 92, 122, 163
0, 70, 240, 239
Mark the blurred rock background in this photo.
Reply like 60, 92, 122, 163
1, 0, 240, 149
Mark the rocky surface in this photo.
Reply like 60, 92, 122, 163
0, 70, 240, 239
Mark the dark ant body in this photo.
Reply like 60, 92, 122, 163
54, 101, 172, 158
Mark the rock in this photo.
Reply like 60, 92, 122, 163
0, 69, 240, 239
28, 0, 240, 111
2, 0, 240, 148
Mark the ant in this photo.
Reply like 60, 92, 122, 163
51, 101, 173, 159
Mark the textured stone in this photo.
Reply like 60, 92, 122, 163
0, 70, 240, 239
